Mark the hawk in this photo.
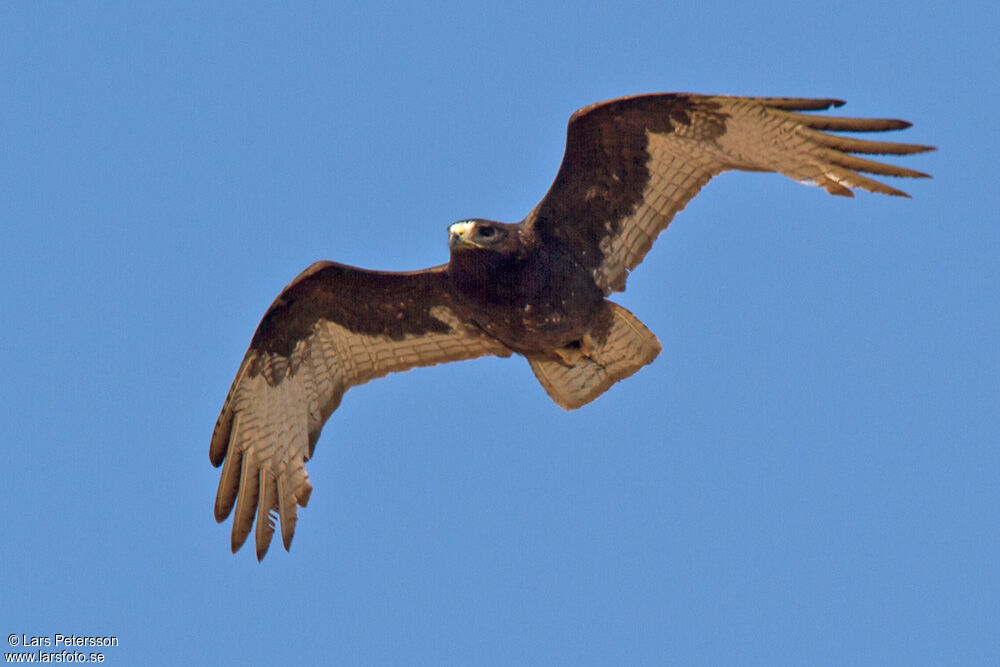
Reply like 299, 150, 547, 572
210, 93, 932, 559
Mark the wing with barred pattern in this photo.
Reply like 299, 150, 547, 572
209, 261, 511, 559
525, 94, 934, 293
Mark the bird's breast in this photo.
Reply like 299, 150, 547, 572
448, 251, 604, 354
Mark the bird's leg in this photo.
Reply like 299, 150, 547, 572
553, 346, 581, 367
579, 333, 597, 360
552, 333, 600, 367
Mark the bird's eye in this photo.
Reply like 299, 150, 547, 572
478, 226, 496, 240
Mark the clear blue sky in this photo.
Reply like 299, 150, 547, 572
2, 2, 996, 665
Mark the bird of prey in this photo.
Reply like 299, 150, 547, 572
210, 93, 932, 559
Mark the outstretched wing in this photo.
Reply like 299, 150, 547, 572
209, 261, 511, 559
524, 94, 934, 293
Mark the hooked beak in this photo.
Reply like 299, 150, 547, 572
448, 221, 477, 250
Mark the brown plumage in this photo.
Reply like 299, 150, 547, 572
210, 93, 933, 559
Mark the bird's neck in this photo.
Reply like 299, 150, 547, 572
448, 248, 526, 307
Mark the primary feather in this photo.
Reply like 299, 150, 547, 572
211, 93, 932, 558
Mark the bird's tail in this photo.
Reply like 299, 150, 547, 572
528, 302, 661, 410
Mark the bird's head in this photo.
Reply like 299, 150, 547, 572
447, 219, 519, 254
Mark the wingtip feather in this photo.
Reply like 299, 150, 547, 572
210, 357, 253, 467
213, 414, 243, 522
209, 412, 231, 468
230, 450, 260, 554
760, 97, 846, 111
277, 476, 302, 552
255, 472, 279, 560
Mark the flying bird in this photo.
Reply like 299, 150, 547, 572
210, 93, 933, 559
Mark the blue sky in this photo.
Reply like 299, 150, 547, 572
1, 2, 996, 665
